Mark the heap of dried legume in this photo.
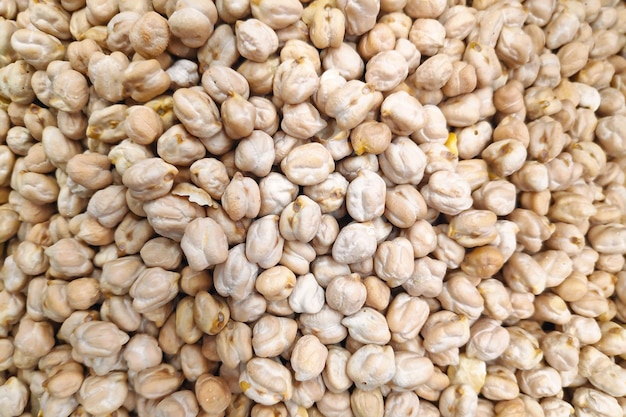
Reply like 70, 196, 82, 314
1, 0, 626, 416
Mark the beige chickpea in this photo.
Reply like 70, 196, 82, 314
235, 18, 278, 63
337, 154, 380, 182
228, 293, 267, 325
64, 152, 112, 191
345, 344, 395, 391
380, 91, 426, 136
331, 221, 377, 265
437, 275, 483, 321
540, 331, 580, 372
129, 11, 170, 58
573, 387, 622, 417
321, 273, 364, 316
463, 42, 502, 88
316, 347, 351, 398
253, 266, 295, 302
106, 10, 141, 55
241, 214, 281, 266
400, 220, 436, 259
481, 365, 519, 401
180, 217, 228, 271
167, 7, 212, 49
476, 279, 512, 323
299, 303, 348, 345
439, 93, 482, 127
281, 101, 328, 140
248, 0, 301, 30
6, 126, 35, 157
481, 138, 528, 177
133, 364, 184, 401
189, 159, 229, 204
277, 196, 320, 243
334, 0, 378, 36
129, 267, 179, 314
419, 138, 458, 175
201, 65, 250, 105
165, 58, 199, 90
271, 133, 302, 167
45, 237, 94, 279
349, 387, 383, 417
0, 255, 27, 294
344, 169, 385, 222
123, 334, 163, 373
122, 59, 171, 103
239, 357, 293, 406
442, 61, 477, 98
123, 106, 163, 146
191, 374, 230, 416
114, 213, 153, 256
508, 208, 555, 254
193, 291, 230, 337
447, 209, 498, 248
472, 180, 516, 216
378, 136, 427, 185
287, 335, 327, 383
499, 326, 543, 370
421, 170, 472, 216
181, 343, 211, 382
310, 5, 345, 49
302, 173, 348, 216
173, 89, 221, 140
172, 296, 202, 345
288, 272, 324, 315
348, 121, 390, 157
85, 52, 128, 103
139, 237, 182, 270
438, 384, 478, 417
384, 184, 427, 229
280, 143, 334, 187
122, 157, 177, 201
0, 61, 35, 106
408, 18, 445, 56
273, 58, 319, 105
518, 365, 563, 399
587, 223, 626, 254
421, 310, 470, 354
195, 24, 238, 70
221, 95, 256, 141
245, 96, 278, 136
314, 69, 347, 116
561, 316, 601, 350
325, 80, 381, 131
403, 256, 446, 298
221, 172, 260, 222
155, 390, 200, 417
41, 126, 81, 168
357, 22, 396, 61
214, 243, 259, 300
215, 321, 252, 370
69, 320, 129, 359
10, 28, 65, 71
502, 252, 547, 295
383, 293, 427, 345
99, 255, 145, 296
255, 174, 297, 217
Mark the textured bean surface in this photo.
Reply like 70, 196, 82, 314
1, 0, 626, 416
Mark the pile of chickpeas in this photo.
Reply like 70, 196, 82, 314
1, 0, 626, 416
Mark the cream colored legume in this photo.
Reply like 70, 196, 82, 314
1, 1, 626, 416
